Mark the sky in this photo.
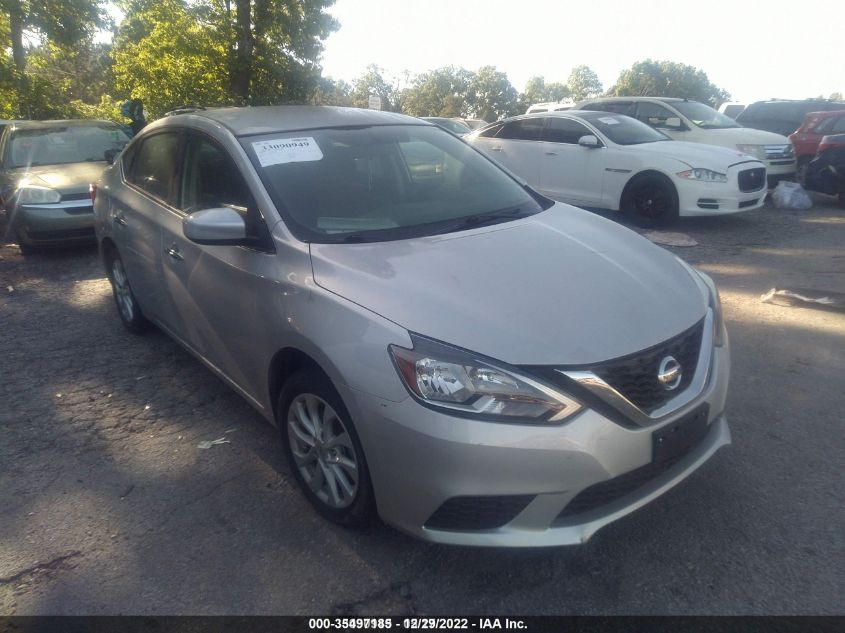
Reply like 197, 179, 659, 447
319, 0, 845, 104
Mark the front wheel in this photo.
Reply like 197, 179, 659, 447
622, 175, 680, 228
107, 252, 149, 333
278, 369, 376, 526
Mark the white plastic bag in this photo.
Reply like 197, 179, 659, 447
771, 181, 813, 210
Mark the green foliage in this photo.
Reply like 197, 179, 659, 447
311, 76, 352, 106
609, 59, 730, 107
402, 66, 473, 117
349, 64, 407, 112
520, 76, 570, 109
567, 65, 603, 101
467, 66, 519, 121
112, 0, 230, 117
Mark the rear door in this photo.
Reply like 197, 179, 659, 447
156, 130, 276, 404
470, 118, 545, 187
538, 117, 606, 206
111, 130, 182, 320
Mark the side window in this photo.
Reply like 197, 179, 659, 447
478, 123, 503, 138
830, 116, 845, 134
635, 102, 676, 128
543, 118, 594, 144
812, 117, 836, 135
180, 135, 269, 245
593, 102, 634, 115
128, 132, 181, 203
497, 118, 544, 141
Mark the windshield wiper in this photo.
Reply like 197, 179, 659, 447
433, 206, 532, 235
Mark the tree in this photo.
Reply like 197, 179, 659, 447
112, 0, 230, 117
349, 64, 407, 112
402, 66, 473, 117
609, 59, 730, 107
521, 75, 570, 107
112, 0, 338, 114
0, 0, 106, 72
312, 76, 352, 106
467, 66, 519, 121
567, 65, 602, 101
830, 92, 843, 102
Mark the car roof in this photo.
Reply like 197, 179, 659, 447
169, 106, 425, 137
579, 96, 688, 103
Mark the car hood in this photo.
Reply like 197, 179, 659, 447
8, 162, 107, 195
630, 140, 762, 170
310, 205, 707, 366
683, 126, 792, 146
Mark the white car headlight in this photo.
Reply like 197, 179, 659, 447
736, 144, 766, 160
390, 334, 582, 423
16, 186, 61, 205
677, 168, 727, 183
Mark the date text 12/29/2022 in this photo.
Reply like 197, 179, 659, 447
307, 618, 527, 630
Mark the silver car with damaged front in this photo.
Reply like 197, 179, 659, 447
94, 106, 731, 547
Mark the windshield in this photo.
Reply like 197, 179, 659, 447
242, 125, 546, 243
7, 124, 130, 168
579, 113, 670, 145
672, 101, 740, 129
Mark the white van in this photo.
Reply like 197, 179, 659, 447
575, 97, 796, 185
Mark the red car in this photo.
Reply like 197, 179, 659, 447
789, 109, 845, 164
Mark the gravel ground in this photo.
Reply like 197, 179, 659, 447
0, 196, 843, 615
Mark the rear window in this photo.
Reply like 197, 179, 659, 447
241, 125, 545, 243
6, 123, 129, 169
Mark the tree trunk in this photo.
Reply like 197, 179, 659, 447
7, 1, 26, 72
229, 0, 253, 103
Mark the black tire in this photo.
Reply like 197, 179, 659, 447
277, 369, 376, 526
622, 174, 680, 228
16, 230, 35, 256
105, 249, 150, 333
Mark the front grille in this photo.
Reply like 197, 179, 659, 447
61, 192, 91, 202
424, 495, 535, 531
590, 320, 704, 413
764, 144, 794, 160
556, 410, 710, 521
738, 167, 766, 192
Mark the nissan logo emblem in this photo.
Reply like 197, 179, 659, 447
657, 356, 682, 391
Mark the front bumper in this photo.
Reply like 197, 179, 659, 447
675, 167, 766, 217
765, 158, 797, 187
8, 201, 96, 246
340, 333, 731, 547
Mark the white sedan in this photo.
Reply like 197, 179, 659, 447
465, 111, 767, 226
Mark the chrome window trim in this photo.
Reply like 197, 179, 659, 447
558, 309, 715, 427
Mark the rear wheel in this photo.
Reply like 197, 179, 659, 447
278, 369, 375, 526
622, 174, 679, 227
107, 251, 149, 333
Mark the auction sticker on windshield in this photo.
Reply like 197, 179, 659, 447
252, 137, 323, 167
598, 117, 620, 125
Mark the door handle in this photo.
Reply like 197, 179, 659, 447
490, 146, 502, 152
166, 244, 184, 261
113, 212, 127, 226
544, 151, 558, 156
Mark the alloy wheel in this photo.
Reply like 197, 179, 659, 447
287, 393, 359, 509
111, 258, 134, 322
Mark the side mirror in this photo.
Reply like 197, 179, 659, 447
661, 117, 684, 130
104, 148, 120, 164
578, 135, 602, 148
183, 207, 247, 245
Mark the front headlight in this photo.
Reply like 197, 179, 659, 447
736, 144, 765, 160
16, 186, 61, 205
389, 334, 582, 423
677, 168, 728, 183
